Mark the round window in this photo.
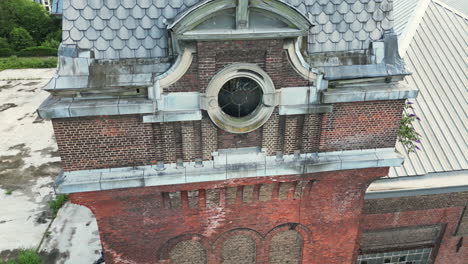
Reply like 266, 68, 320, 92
218, 77, 264, 118
205, 63, 276, 134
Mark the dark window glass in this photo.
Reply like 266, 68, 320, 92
218, 77, 263, 118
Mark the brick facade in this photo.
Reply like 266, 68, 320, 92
52, 115, 157, 171
52, 37, 431, 264
319, 100, 406, 152
71, 167, 389, 264
362, 192, 468, 264
165, 39, 308, 94
53, 99, 404, 171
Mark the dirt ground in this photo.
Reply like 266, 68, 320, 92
0, 69, 101, 263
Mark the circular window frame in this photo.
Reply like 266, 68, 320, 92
206, 63, 275, 134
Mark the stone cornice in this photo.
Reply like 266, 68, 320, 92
55, 148, 404, 194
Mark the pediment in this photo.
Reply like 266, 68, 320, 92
169, 0, 313, 40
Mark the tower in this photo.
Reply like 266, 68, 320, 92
38, 0, 419, 263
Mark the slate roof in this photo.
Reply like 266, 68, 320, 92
61, 0, 394, 60
389, 0, 468, 177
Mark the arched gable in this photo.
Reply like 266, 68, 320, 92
168, 0, 314, 41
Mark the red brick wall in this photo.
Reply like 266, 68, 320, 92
52, 115, 157, 171
165, 39, 308, 94
362, 208, 467, 264
71, 167, 389, 264
362, 192, 468, 264
53, 99, 405, 171
166, 54, 200, 92
217, 128, 262, 149
51, 39, 406, 171
319, 100, 406, 152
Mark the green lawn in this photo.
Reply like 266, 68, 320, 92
0, 56, 57, 71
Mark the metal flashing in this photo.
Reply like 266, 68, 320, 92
37, 96, 156, 119
322, 82, 419, 103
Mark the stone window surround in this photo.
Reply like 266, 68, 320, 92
204, 63, 276, 134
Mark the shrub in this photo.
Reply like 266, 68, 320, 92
41, 30, 61, 49
0, 37, 11, 49
0, 48, 15, 57
9, 27, 35, 51
398, 101, 422, 153
48, 194, 69, 217
44, 30, 62, 43
16, 46, 57, 57
40, 39, 60, 49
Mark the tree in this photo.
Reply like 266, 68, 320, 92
9, 27, 36, 51
0, 0, 57, 44
0, 37, 11, 49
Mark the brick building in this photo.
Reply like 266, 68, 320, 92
38, 0, 466, 263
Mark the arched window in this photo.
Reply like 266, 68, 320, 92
169, 240, 207, 264
269, 230, 303, 264
221, 235, 256, 264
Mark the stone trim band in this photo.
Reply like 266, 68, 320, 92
55, 148, 403, 194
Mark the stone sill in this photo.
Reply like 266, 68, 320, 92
55, 148, 403, 194
37, 96, 156, 119
322, 82, 418, 103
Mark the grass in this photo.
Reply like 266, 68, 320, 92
0, 249, 42, 264
0, 56, 57, 71
4, 189, 13, 195
48, 194, 69, 217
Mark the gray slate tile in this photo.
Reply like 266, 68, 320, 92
132, 5, 145, 19
116, 5, 129, 19
122, 0, 137, 9
82, 6, 96, 20
64, 6, 80, 20
105, 0, 120, 9
137, 0, 152, 8
71, 0, 87, 10
61, 0, 393, 58
98, 6, 113, 20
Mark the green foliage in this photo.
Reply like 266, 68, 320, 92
45, 30, 62, 43
0, 0, 56, 44
40, 39, 60, 49
17, 46, 57, 57
0, 37, 11, 49
48, 194, 69, 217
9, 28, 35, 51
0, 48, 15, 57
0, 38, 14, 57
398, 101, 422, 153
41, 30, 62, 49
0, 249, 42, 264
5, 189, 13, 195
0, 56, 57, 71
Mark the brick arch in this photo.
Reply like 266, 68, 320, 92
264, 223, 312, 264
212, 228, 265, 264
158, 233, 211, 263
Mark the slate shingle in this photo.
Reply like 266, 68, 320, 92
61, 0, 394, 59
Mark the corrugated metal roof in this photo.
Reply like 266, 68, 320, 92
389, 1, 468, 177
438, 0, 468, 15
393, 0, 420, 36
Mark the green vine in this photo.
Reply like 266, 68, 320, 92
398, 101, 422, 153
